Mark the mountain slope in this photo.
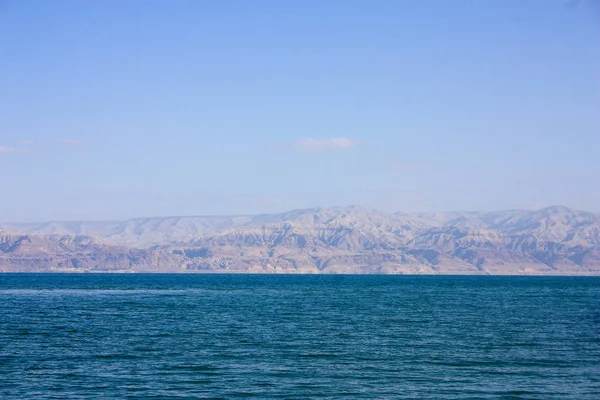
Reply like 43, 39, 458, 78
1, 206, 599, 275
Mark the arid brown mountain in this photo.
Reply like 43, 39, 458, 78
1, 206, 599, 274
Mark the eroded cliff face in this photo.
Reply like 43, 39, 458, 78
1, 206, 599, 275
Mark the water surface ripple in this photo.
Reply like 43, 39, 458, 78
1, 274, 599, 399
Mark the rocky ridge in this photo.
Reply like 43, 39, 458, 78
1, 205, 599, 275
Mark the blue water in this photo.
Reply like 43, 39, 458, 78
1, 274, 599, 399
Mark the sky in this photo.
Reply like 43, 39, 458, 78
1, 0, 599, 222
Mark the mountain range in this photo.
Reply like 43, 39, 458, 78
1, 205, 599, 275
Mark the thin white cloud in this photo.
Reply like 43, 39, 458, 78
0, 146, 27, 154
294, 137, 360, 152
56, 139, 85, 146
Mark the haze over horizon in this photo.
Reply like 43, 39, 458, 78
0, 204, 595, 225
1, 0, 599, 222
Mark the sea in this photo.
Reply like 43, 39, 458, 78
0, 274, 599, 399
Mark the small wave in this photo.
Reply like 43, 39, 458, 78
0, 289, 206, 296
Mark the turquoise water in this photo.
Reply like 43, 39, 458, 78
1, 274, 599, 399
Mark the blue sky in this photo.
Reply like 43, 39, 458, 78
1, 0, 599, 222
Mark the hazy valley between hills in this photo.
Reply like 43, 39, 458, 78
1, 205, 600, 275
